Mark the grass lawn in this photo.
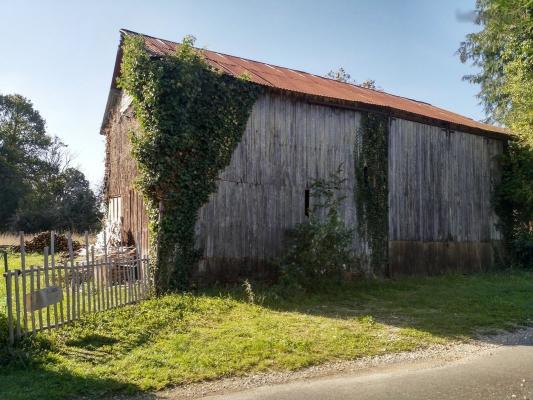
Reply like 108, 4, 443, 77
0, 252, 46, 313
1, 270, 533, 399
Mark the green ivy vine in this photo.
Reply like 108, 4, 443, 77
354, 112, 389, 275
118, 35, 261, 291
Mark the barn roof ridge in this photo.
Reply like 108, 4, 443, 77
103, 29, 509, 138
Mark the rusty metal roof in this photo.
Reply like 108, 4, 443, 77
115, 30, 509, 137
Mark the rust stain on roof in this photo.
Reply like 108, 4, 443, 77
117, 29, 509, 137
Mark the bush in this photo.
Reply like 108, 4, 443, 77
278, 167, 357, 291
510, 231, 533, 268
495, 141, 533, 268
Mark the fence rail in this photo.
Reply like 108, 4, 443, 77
2, 231, 150, 345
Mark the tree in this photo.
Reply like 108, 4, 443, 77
326, 67, 352, 83
325, 68, 383, 90
0, 94, 51, 229
55, 168, 102, 231
0, 93, 102, 233
458, 0, 533, 266
360, 79, 381, 90
458, 0, 532, 143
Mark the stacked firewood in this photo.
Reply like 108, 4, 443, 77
12, 232, 81, 253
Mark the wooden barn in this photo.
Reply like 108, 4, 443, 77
100, 30, 511, 281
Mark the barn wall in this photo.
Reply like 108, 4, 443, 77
194, 92, 367, 281
104, 92, 150, 254
388, 118, 505, 275
103, 89, 506, 280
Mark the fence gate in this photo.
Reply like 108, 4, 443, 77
2, 231, 150, 345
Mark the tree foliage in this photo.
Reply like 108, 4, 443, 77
0, 93, 102, 232
459, 0, 533, 267
326, 68, 383, 90
326, 67, 352, 83
0, 94, 50, 227
118, 34, 261, 291
458, 0, 532, 142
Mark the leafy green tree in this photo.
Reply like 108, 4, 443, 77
458, 0, 532, 143
0, 94, 51, 229
459, 0, 533, 266
55, 168, 102, 231
0, 93, 102, 233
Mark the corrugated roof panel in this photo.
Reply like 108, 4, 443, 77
121, 30, 508, 136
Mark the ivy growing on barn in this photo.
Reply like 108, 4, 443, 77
354, 112, 389, 275
118, 35, 261, 291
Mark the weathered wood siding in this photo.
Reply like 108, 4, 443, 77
194, 92, 366, 281
388, 118, 504, 274
104, 93, 149, 254
104, 89, 506, 280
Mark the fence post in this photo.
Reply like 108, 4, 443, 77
135, 232, 140, 299
103, 229, 110, 309
29, 265, 36, 334
19, 232, 28, 333
65, 232, 72, 322
2, 251, 14, 345
50, 231, 62, 325
44, 247, 51, 329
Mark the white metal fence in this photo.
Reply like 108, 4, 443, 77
2, 231, 150, 345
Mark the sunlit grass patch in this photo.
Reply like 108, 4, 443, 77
1, 270, 533, 399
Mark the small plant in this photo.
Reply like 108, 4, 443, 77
278, 165, 357, 291
242, 279, 255, 304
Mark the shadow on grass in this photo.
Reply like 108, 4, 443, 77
198, 270, 533, 341
65, 333, 119, 349
0, 364, 150, 400
0, 334, 154, 400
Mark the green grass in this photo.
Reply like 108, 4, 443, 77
1, 270, 533, 399
0, 252, 46, 312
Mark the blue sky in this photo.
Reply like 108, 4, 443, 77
0, 0, 482, 186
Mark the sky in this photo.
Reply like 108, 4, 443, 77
0, 0, 483, 187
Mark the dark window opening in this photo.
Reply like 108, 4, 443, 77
304, 189, 310, 217
363, 165, 369, 186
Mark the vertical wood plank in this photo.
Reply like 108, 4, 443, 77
103, 229, 110, 310
75, 262, 82, 318
84, 232, 91, 313
14, 270, 21, 339
20, 232, 28, 332
29, 266, 36, 334
5, 271, 14, 345
50, 231, 61, 325
90, 246, 97, 312
36, 265, 43, 331
67, 232, 77, 322
94, 245, 101, 311
65, 234, 71, 323
43, 247, 51, 328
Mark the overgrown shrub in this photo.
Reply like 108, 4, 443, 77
279, 166, 357, 291
494, 142, 533, 268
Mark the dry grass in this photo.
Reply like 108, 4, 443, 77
0, 232, 97, 247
